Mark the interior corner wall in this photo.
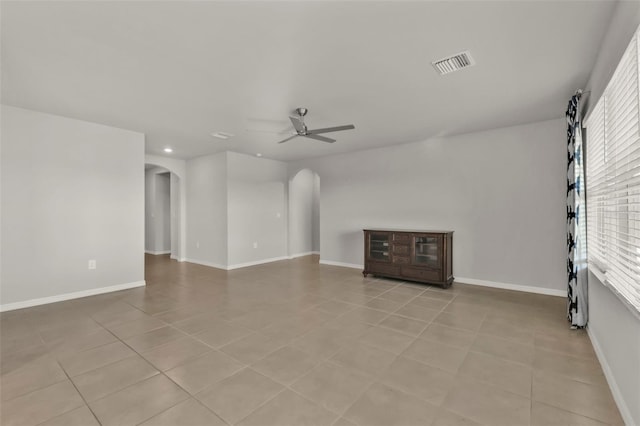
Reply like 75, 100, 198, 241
289, 169, 316, 256
582, 2, 640, 425
155, 173, 171, 253
226, 152, 287, 267
1, 105, 145, 308
185, 152, 228, 268
312, 173, 320, 253
290, 118, 566, 293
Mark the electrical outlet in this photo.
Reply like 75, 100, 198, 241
88, 260, 96, 270
253, 242, 258, 249
196, 241, 200, 249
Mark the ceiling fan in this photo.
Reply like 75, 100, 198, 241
277, 108, 355, 144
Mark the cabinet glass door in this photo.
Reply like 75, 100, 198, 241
369, 233, 390, 261
413, 236, 439, 267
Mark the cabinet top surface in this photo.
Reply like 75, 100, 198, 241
363, 229, 454, 234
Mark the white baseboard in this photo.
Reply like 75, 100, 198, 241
587, 326, 634, 426
319, 259, 363, 270
145, 250, 171, 255
184, 258, 227, 270
227, 256, 289, 270
0, 281, 146, 312
454, 276, 566, 297
289, 251, 320, 259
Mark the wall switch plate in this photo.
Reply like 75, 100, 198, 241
276, 212, 281, 218
88, 260, 96, 270
196, 241, 200, 249
253, 242, 258, 249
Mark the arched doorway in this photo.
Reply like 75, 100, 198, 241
288, 168, 320, 258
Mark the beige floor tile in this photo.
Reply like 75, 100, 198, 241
193, 321, 254, 348
58, 341, 135, 377
330, 341, 397, 377
106, 316, 167, 340
333, 417, 357, 426
379, 314, 429, 336
165, 350, 245, 394
401, 338, 468, 373
140, 398, 227, 426
316, 300, 357, 315
406, 296, 450, 311
364, 297, 405, 313
471, 333, 535, 366
533, 347, 607, 386
251, 345, 319, 384
292, 326, 358, 359
123, 326, 186, 352
221, 332, 290, 364
432, 311, 485, 332
393, 304, 441, 322
196, 368, 283, 424
381, 356, 455, 405
0, 343, 49, 375
419, 323, 476, 348
1, 255, 621, 425
237, 389, 337, 426
443, 377, 531, 426
173, 312, 226, 334
1, 380, 84, 426
45, 328, 118, 357
431, 408, 482, 426
344, 382, 438, 426
377, 289, 417, 303
334, 306, 389, 325
1, 355, 67, 401
37, 405, 100, 426
531, 401, 610, 426
458, 351, 532, 397
89, 374, 189, 426
141, 336, 212, 371
71, 355, 159, 401
291, 361, 373, 413
478, 317, 535, 346
532, 370, 622, 424
358, 326, 414, 355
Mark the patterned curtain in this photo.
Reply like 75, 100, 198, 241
566, 91, 588, 328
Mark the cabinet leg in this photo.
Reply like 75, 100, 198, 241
362, 270, 368, 277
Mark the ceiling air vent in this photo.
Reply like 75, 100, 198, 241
432, 51, 475, 75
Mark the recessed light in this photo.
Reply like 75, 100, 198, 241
211, 132, 234, 140
256, 153, 263, 157
164, 147, 173, 153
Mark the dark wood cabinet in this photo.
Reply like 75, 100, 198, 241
363, 229, 453, 288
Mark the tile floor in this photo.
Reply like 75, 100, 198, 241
0, 255, 623, 425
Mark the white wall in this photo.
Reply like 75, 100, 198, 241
289, 169, 316, 256
155, 173, 171, 253
227, 152, 287, 267
1, 105, 145, 309
583, 2, 640, 424
186, 152, 227, 268
312, 173, 320, 253
291, 118, 566, 293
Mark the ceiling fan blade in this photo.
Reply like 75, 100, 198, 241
289, 115, 306, 134
307, 124, 355, 134
277, 134, 299, 144
304, 134, 336, 143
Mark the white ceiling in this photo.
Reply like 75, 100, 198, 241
1, 1, 616, 161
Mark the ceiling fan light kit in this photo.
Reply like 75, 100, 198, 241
276, 107, 355, 144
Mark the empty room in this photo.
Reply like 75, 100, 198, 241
1, 1, 639, 426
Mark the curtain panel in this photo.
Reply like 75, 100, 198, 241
566, 92, 588, 328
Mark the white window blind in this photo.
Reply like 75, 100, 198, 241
585, 27, 640, 313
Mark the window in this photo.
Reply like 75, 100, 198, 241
585, 27, 640, 314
